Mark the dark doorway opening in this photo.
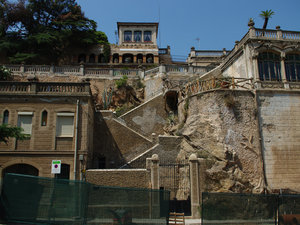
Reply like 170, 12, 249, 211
2, 164, 39, 177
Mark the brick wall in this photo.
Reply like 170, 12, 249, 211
258, 91, 300, 191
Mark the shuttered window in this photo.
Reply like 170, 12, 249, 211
18, 112, 33, 135
56, 113, 74, 137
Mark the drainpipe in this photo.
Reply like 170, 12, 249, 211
74, 99, 79, 180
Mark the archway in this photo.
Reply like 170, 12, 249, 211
122, 54, 134, 63
78, 54, 86, 63
113, 53, 119, 63
165, 90, 178, 113
2, 164, 39, 177
146, 54, 154, 63
137, 54, 143, 63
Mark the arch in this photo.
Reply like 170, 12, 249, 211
258, 51, 281, 81
41, 110, 48, 126
285, 53, 300, 82
113, 53, 119, 63
137, 54, 143, 64
146, 54, 154, 63
165, 90, 178, 113
78, 54, 86, 63
0, 159, 43, 177
122, 54, 133, 63
2, 164, 39, 177
2, 110, 9, 124
89, 54, 95, 63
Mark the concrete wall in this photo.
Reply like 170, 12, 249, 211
257, 91, 300, 192
86, 169, 151, 188
120, 94, 168, 139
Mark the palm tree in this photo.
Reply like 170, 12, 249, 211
260, 10, 275, 29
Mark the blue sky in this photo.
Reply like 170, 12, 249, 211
77, 0, 300, 61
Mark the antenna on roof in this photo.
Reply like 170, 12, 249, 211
196, 37, 200, 49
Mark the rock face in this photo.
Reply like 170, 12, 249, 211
177, 90, 265, 193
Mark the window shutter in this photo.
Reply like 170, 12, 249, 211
56, 116, 74, 137
18, 115, 33, 135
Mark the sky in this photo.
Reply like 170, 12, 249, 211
77, 0, 300, 61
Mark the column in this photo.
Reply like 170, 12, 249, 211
134, 55, 137, 63
150, 154, 160, 189
280, 53, 289, 89
252, 54, 262, 89
189, 154, 200, 219
119, 55, 122, 64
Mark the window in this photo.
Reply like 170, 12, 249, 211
41, 110, 48, 126
285, 54, 300, 82
56, 113, 74, 137
18, 112, 33, 135
124, 31, 132, 42
258, 52, 281, 81
3, 110, 9, 124
144, 31, 152, 42
134, 31, 142, 42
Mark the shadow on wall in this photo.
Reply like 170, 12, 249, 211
91, 112, 126, 169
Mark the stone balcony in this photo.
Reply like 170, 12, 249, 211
0, 81, 91, 96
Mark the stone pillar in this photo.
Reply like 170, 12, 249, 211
189, 154, 200, 219
119, 55, 122, 64
50, 64, 55, 73
159, 65, 166, 73
150, 154, 160, 189
276, 26, 283, 40
133, 55, 137, 63
80, 63, 84, 76
280, 53, 289, 89
20, 63, 25, 73
154, 56, 159, 64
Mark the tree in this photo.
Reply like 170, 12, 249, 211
0, 0, 109, 64
0, 65, 12, 80
260, 10, 275, 29
0, 124, 29, 143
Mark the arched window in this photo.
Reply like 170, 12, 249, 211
3, 110, 9, 124
146, 54, 154, 63
41, 110, 48, 126
113, 54, 119, 63
285, 53, 300, 82
78, 54, 86, 63
137, 54, 143, 63
124, 30, 132, 42
134, 31, 142, 42
122, 54, 133, 63
258, 52, 281, 81
144, 31, 152, 42
89, 54, 95, 63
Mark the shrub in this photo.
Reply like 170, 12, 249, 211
0, 66, 12, 81
115, 75, 128, 89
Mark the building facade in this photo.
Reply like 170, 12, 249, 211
0, 81, 94, 180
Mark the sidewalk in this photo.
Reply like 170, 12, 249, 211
185, 219, 201, 225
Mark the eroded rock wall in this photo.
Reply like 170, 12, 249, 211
177, 90, 264, 193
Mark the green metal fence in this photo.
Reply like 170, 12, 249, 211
0, 173, 170, 225
202, 192, 300, 225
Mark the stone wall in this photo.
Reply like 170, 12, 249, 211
120, 94, 168, 139
257, 91, 300, 192
86, 169, 151, 188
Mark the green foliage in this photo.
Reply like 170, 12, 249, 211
102, 88, 113, 110
115, 75, 128, 89
260, 9, 275, 29
259, 9, 275, 19
134, 78, 145, 89
0, 0, 109, 64
115, 104, 134, 117
0, 124, 29, 143
0, 65, 12, 80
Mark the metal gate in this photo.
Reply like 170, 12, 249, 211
159, 160, 191, 216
